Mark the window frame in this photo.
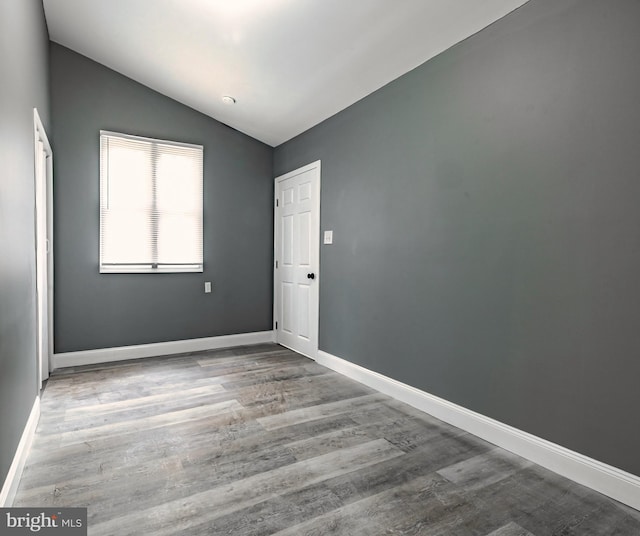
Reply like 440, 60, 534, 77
99, 130, 204, 274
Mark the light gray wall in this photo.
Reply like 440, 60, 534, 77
275, 0, 640, 476
0, 0, 50, 490
51, 44, 273, 353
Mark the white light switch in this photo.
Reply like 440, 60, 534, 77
204, 281, 212, 293
324, 230, 333, 244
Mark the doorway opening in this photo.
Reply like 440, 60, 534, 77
34, 108, 53, 389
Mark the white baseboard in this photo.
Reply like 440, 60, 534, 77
53, 331, 276, 369
0, 397, 40, 507
316, 349, 640, 512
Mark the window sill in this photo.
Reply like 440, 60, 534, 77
100, 264, 203, 274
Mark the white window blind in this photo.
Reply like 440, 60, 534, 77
100, 131, 203, 273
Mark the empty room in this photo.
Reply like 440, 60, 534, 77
2, 0, 640, 534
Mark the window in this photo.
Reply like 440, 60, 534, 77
99, 131, 203, 273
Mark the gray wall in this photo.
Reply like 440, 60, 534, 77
51, 44, 273, 353
275, 0, 640, 476
0, 0, 50, 491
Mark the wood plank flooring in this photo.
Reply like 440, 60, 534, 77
14, 344, 640, 535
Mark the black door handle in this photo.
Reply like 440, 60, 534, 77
307, 273, 315, 280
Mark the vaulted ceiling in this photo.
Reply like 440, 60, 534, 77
43, 0, 529, 146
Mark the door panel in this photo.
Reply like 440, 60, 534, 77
299, 181, 311, 201
298, 284, 310, 339
299, 212, 310, 266
282, 283, 293, 334
283, 215, 294, 265
274, 162, 320, 359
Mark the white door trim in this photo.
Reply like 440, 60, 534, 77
273, 160, 321, 360
33, 108, 53, 389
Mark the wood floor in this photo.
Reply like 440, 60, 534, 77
14, 344, 640, 535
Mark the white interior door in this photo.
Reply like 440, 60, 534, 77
34, 109, 53, 389
274, 161, 320, 359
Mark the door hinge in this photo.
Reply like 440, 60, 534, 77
275, 260, 278, 268
276, 199, 279, 207
275, 321, 278, 329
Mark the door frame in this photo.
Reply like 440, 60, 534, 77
33, 108, 53, 388
273, 160, 321, 359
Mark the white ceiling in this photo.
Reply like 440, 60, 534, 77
43, 0, 528, 147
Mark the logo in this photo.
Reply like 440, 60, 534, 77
0, 509, 86, 535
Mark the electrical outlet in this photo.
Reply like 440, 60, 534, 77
204, 281, 212, 293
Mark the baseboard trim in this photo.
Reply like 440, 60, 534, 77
316, 349, 640, 512
0, 397, 40, 507
53, 331, 276, 369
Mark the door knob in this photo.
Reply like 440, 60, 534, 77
307, 273, 315, 280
